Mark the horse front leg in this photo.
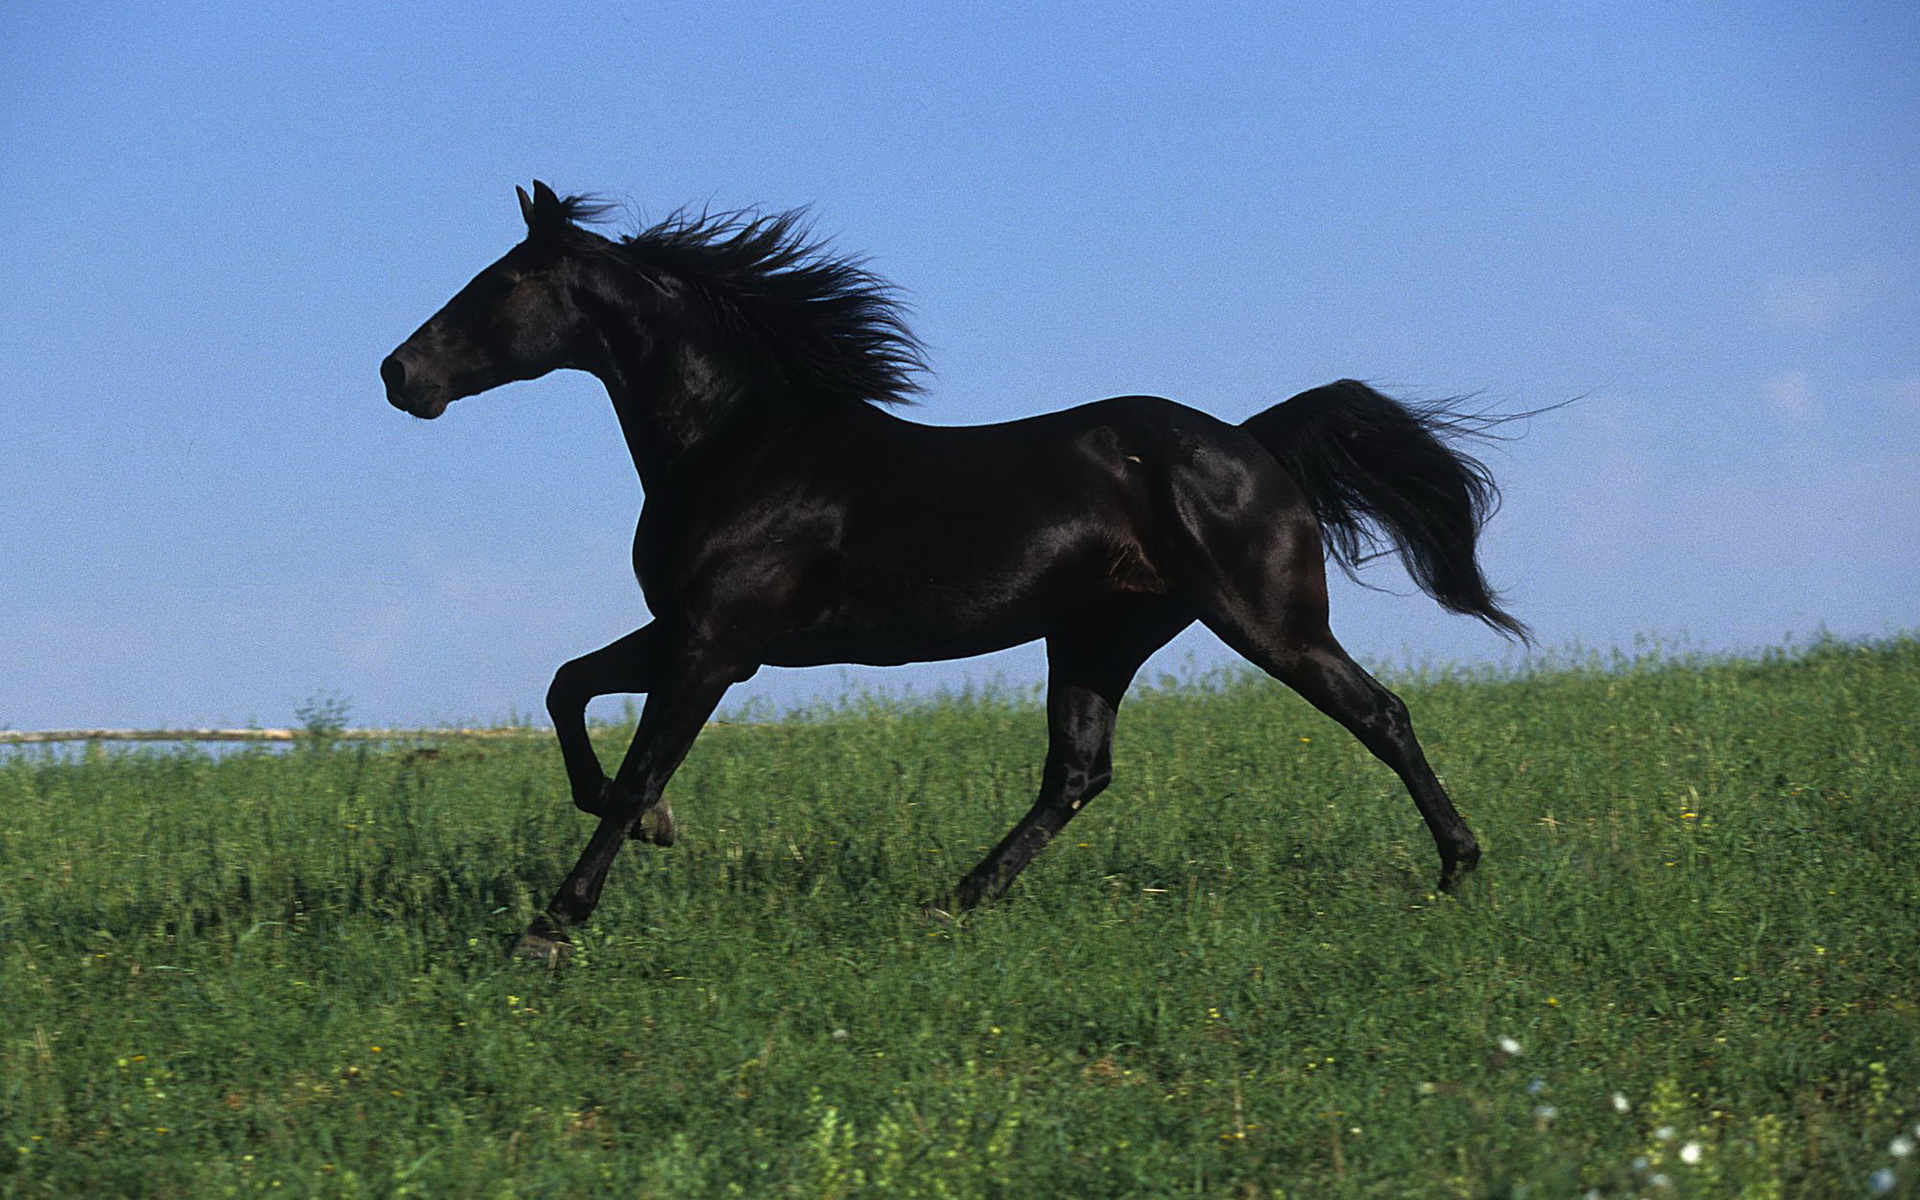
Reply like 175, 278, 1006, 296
520, 643, 743, 960
545, 623, 676, 842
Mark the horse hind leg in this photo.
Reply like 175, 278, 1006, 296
944, 672, 1115, 912
1194, 556, 1481, 891
945, 602, 1187, 911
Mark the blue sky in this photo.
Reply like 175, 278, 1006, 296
2, 2, 1915, 730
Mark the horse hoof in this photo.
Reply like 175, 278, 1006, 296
514, 917, 572, 967
635, 802, 675, 847
1436, 861, 1477, 894
515, 932, 570, 967
1436, 841, 1482, 894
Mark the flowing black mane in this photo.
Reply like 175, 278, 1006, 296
560, 197, 927, 408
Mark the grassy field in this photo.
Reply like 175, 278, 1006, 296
2, 636, 1917, 1198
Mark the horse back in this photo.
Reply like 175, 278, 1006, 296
637, 394, 1312, 659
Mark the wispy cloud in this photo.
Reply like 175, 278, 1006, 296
1760, 265, 1880, 329
1763, 371, 1816, 422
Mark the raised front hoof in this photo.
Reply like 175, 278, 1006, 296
514, 916, 572, 968
633, 802, 675, 847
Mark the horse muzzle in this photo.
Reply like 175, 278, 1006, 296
381, 353, 450, 419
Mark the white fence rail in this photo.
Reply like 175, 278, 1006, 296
0, 727, 533, 746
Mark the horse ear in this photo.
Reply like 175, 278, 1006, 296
521, 180, 568, 241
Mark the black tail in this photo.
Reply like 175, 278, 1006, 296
1242, 379, 1531, 642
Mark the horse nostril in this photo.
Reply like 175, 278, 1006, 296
380, 355, 408, 397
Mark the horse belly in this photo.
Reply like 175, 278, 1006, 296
816, 509, 1162, 652
761, 624, 1039, 668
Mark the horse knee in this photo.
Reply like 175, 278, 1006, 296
546, 660, 590, 717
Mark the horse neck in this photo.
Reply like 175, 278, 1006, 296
601, 382, 667, 485
561, 271, 724, 484
594, 336, 788, 489
573, 261, 846, 488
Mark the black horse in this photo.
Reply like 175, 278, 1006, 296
382, 182, 1529, 958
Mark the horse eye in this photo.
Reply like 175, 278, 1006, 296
472, 273, 521, 302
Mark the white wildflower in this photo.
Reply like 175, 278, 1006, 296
1679, 1142, 1702, 1165
1497, 1035, 1522, 1055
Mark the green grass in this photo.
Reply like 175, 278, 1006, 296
3, 636, 1918, 1198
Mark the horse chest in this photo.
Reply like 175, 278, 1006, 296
631, 494, 840, 610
